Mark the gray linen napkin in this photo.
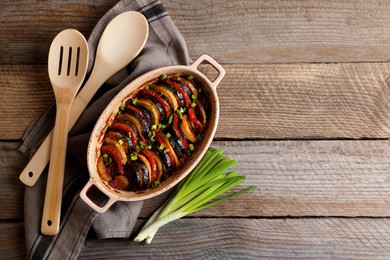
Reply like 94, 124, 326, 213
19, 1, 190, 259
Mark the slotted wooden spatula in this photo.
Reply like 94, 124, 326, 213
41, 29, 89, 236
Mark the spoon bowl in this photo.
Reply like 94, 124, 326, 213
19, 11, 149, 186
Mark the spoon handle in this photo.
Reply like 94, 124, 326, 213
19, 64, 109, 186
41, 102, 72, 235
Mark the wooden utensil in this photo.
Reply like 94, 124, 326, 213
41, 29, 89, 236
19, 11, 149, 186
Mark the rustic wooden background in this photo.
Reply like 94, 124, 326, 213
2, 0, 390, 258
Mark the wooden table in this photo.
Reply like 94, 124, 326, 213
3, 0, 390, 258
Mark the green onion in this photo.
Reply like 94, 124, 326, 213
165, 133, 171, 139
189, 143, 195, 151
118, 139, 124, 146
134, 147, 256, 244
102, 153, 112, 166
119, 104, 126, 111
152, 181, 160, 188
168, 114, 174, 124
160, 73, 167, 80
159, 144, 165, 151
135, 145, 141, 153
187, 75, 194, 80
130, 153, 138, 161
132, 97, 139, 105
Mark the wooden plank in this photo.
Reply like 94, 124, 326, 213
2, 63, 390, 140
0, 65, 54, 140
141, 140, 390, 218
0, 0, 118, 64
79, 218, 390, 259
2, 0, 390, 64
165, 0, 390, 63
0, 222, 26, 259
4, 140, 390, 219
215, 62, 390, 139
4, 218, 390, 259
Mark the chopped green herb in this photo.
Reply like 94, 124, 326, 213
159, 144, 165, 151
191, 102, 197, 108
165, 133, 171, 139
102, 153, 112, 166
147, 145, 153, 150
168, 114, 174, 124
119, 104, 126, 111
132, 97, 139, 105
160, 73, 167, 80
135, 145, 141, 153
131, 153, 138, 161
187, 75, 194, 80
139, 141, 146, 150
151, 181, 160, 188
191, 94, 197, 101
158, 124, 166, 129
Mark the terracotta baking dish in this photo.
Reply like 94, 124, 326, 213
80, 54, 225, 213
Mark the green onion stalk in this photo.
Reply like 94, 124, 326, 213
134, 147, 256, 244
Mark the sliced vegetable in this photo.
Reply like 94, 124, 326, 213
181, 114, 198, 143
98, 73, 209, 191
137, 99, 160, 125
153, 85, 179, 111
101, 144, 124, 174
109, 122, 138, 147
97, 156, 112, 182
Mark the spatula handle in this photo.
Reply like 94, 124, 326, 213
19, 65, 108, 186
41, 103, 71, 235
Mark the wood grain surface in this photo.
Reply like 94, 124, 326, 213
2, 0, 390, 258
3, 63, 390, 139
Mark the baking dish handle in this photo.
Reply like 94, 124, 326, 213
79, 179, 117, 213
190, 54, 225, 89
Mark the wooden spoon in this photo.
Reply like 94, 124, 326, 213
41, 29, 89, 236
19, 11, 149, 186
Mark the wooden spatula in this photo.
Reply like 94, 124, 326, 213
41, 29, 89, 236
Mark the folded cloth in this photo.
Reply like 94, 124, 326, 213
19, 1, 190, 259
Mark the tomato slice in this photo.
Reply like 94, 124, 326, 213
139, 149, 158, 184
165, 78, 192, 107
101, 144, 124, 174
153, 85, 179, 111
138, 89, 172, 120
109, 122, 138, 147
155, 132, 179, 168
125, 104, 150, 132
116, 113, 147, 144
147, 149, 163, 181
188, 107, 203, 133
